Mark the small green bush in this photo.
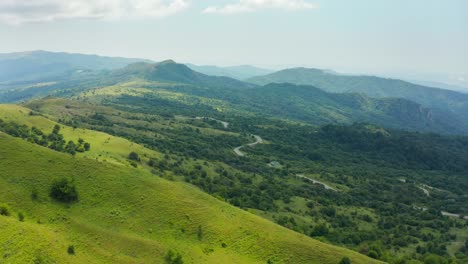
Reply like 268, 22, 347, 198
67, 245, 75, 255
128, 152, 140, 161
339, 257, 351, 264
31, 189, 39, 200
0, 203, 10, 216
197, 225, 203, 241
18, 212, 25, 222
165, 250, 183, 264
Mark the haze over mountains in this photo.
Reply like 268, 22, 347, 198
0, 50, 152, 85
186, 64, 274, 80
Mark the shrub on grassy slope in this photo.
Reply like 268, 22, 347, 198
50, 178, 78, 203
165, 250, 183, 264
128, 151, 140, 161
0, 203, 10, 216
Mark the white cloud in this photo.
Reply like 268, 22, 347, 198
203, 0, 317, 14
0, 0, 189, 25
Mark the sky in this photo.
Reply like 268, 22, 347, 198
0, 0, 467, 87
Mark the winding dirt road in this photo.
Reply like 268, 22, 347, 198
296, 174, 337, 192
234, 135, 263, 157
195, 117, 229, 128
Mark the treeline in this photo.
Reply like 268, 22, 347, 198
0, 119, 90, 155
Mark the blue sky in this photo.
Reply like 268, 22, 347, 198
0, 0, 466, 85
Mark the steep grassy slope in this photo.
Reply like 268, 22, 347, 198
0, 133, 380, 264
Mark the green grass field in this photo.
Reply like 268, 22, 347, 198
0, 107, 381, 263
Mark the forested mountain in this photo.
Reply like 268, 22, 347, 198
247, 68, 468, 121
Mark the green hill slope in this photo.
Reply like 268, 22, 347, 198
0, 119, 380, 264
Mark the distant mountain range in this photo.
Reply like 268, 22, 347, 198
0, 50, 151, 86
1, 51, 468, 135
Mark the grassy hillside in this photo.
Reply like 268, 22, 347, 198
0, 132, 380, 263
